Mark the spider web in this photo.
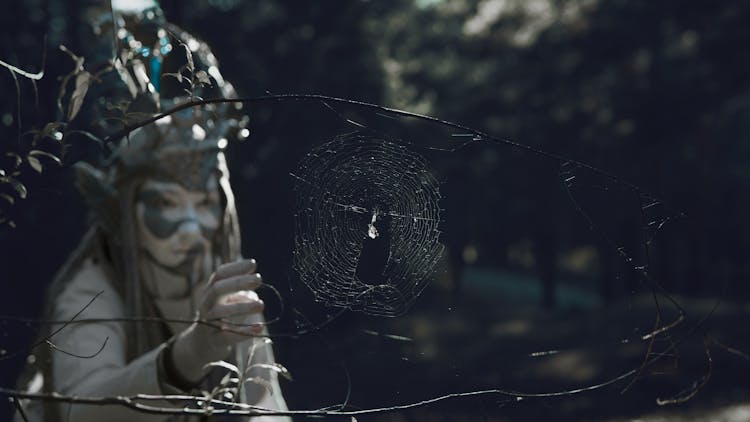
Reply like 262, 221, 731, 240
290, 134, 444, 317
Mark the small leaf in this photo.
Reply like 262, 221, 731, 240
203, 360, 239, 375
247, 363, 293, 381
40, 122, 64, 141
67, 71, 91, 121
162, 71, 183, 84
0, 193, 14, 204
57, 45, 86, 115
245, 337, 272, 369
242, 376, 273, 396
195, 70, 211, 86
0, 176, 27, 199
212, 386, 239, 401
219, 371, 239, 387
183, 44, 194, 73
105, 100, 131, 114
59, 45, 85, 69
27, 156, 42, 173
5, 152, 22, 168
28, 150, 62, 165
65, 130, 104, 148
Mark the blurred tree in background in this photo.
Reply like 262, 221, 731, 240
155, 0, 750, 309
357, 0, 750, 305
4, 0, 749, 312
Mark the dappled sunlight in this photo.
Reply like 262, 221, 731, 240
490, 318, 532, 336
607, 403, 750, 422
463, 0, 596, 46
530, 351, 599, 383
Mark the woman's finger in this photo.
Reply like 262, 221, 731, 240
225, 323, 265, 336
219, 289, 260, 304
203, 273, 263, 308
209, 259, 257, 284
205, 300, 264, 320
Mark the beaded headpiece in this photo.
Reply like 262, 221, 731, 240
74, 5, 242, 239
69, 5, 245, 358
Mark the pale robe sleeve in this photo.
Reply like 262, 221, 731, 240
50, 258, 176, 421
235, 333, 291, 422
50, 258, 292, 421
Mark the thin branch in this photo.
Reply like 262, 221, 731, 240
9, 67, 21, 146
0, 291, 104, 361
109, 0, 121, 66
621, 312, 662, 394
1, 288, 722, 417
11, 396, 30, 422
656, 337, 713, 405
0, 370, 638, 418
710, 337, 750, 360
102, 94, 642, 192
0, 58, 44, 80
45, 336, 109, 359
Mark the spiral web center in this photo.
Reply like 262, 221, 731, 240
291, 134, 444, 316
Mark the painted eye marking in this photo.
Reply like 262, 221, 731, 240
137, 189, 188, 238
197, 196, 215, 208
139, 205, 184, 240
159, 197, 176, 208
137, 187, 222, 239
195, 191, 222, 221
139, 189, 179, 210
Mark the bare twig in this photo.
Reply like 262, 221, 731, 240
656, 337, 713, 405
11, 396, 30, 422
45, 337, 109, 359
102, 94, 643, 194
0, 371, 639, 418
710, 337, 750, 360
0, 291, 104, 361
0, 58, 44, 80
9, 67, 22, 146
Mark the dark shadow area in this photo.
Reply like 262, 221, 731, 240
356, 211, 392, 287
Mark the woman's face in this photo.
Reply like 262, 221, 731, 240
134, 174, 222, 271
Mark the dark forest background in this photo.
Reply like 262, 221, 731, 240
1, 0, 749, 421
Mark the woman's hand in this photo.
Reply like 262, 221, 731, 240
170, 259, 265, 384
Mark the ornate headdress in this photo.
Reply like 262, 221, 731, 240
64, 3, 244, 356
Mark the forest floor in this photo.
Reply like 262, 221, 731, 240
390, 295, 748, 421
281, 282, 750, 421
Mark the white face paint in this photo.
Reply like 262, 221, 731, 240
135, 174, 221, 271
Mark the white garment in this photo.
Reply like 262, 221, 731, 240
22, 257, 290, 421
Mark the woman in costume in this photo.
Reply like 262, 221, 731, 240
15, 1, 290, 420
